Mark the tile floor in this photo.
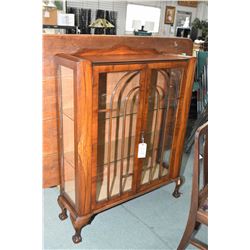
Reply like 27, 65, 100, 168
43, 147, 207, 249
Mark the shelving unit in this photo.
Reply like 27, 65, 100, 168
42, 24, 77, 34
55, 45, 196, 243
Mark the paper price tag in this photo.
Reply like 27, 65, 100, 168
138, 143, 147, 158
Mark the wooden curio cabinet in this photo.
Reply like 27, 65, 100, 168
55, 46, 196, 243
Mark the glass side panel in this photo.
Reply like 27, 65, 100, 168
59, 66, 75, 203
96, 71, 140, 202
141, 68, 184, 185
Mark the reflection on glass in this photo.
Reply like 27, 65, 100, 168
60, 66, 75, 203
96, 71, 140, 202
141, 68, 184, 185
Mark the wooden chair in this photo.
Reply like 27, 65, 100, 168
178, 122, 208, 250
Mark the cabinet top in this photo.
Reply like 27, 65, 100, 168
79, 54, 191, 64
56, 45, 193, 65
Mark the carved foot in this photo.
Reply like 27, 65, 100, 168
57, 196, 68, 221
59, 209, 68, 220
172, 176, 184, 198
72, 229, 82, 244
70, 215, 94, 244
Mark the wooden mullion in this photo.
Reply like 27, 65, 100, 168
133, 66, 148, 192
91, 68, 102, 209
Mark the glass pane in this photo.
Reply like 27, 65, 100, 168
60, 66, 75, 203
96, 71, 140, 202
141, 68, 184, 185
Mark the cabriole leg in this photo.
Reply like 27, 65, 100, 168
70, 215, 93, 244
57, 196, 68, 220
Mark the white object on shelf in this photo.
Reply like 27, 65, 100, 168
183, 17, 190, 28
57, 13, 75, 26
144, 21, 154, 31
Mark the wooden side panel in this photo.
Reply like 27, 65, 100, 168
43, 35, 193, 188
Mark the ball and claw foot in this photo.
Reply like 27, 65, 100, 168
72, 233, 82, 244
58, 209, 68, 220
172, 177, 183, 198
172, 189, 182, 198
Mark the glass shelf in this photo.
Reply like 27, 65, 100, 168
98, 99, 178, 121
95, 131, 172, 165
64, 151, 75, 167
63, 108, 74, 121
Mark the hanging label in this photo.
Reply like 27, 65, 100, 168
44, 11, 50, 18
138, 143, 147, 158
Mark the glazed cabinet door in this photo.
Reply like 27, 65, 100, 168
138, 62, 187, 190
92, 65, 146, 208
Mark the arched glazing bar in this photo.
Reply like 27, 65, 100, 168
140, 69, 170, 184
106, 71, 140, 200
119, 87, 140, 195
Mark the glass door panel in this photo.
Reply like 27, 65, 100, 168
141, 68, 184, 185
59, 66, 76, 204
96, 71, 141, 202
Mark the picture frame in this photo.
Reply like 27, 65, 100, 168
175, 10, 192, 29
165, 6, 176, 25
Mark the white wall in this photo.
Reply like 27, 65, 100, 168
196, 1, 208, 21
66, 0, 208, 36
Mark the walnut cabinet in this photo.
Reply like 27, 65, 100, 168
55, 46, 196, 243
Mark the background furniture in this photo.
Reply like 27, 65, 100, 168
185, 51, 208, 153
43, 24, 78, 34
178, 122, 208, 250
55, 45, 196, 243
66, 7, 92, 34
43, 35, 193, 188
176, 27, 191, 38
178, 1, 198, 8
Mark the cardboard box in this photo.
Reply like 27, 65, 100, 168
43, 8, 57, 25
57, 13, 75, 26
